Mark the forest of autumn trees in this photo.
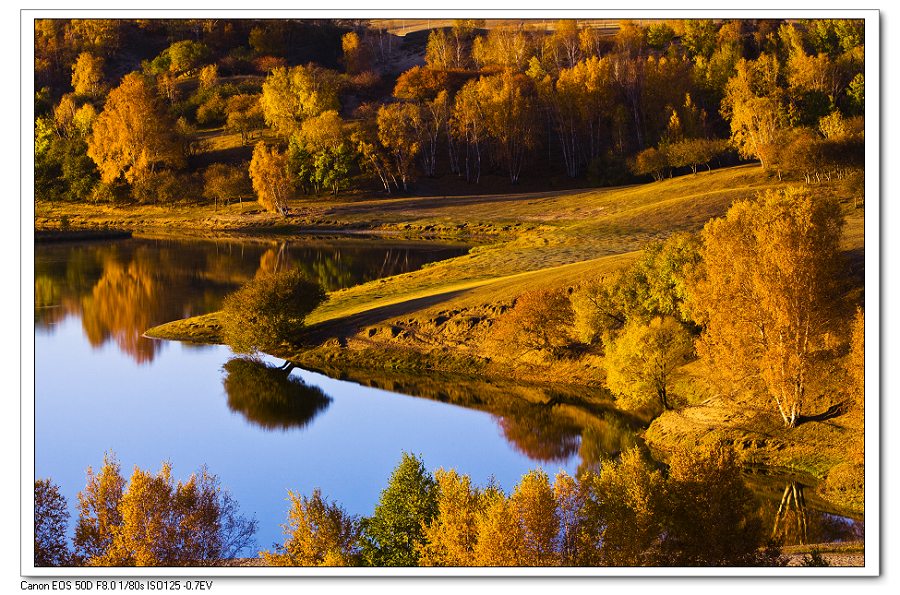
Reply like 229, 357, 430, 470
35, 18, 864, 210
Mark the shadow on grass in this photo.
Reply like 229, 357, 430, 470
302, 287, 474, 343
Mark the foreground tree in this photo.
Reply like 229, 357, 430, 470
361, 453, 438, 566
220, 269, 326, 354
689, 187, 844, 427
418, 469, 483, 567
35, 479, 70, 566
262, 489, 361, 566
74, 452, 126, 563
74, 455, 257, 566
660, 442, 770, 566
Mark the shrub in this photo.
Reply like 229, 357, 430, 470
496, 288, 575, 358
220, 269, 326, 354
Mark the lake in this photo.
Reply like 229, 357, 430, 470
33, 235, 862, 558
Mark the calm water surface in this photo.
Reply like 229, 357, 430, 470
34, 236, 588, 552
33, 236, 862, 555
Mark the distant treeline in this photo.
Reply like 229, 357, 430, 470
35, 18, 864, 206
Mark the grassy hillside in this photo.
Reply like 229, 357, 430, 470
147, 164, 821, 366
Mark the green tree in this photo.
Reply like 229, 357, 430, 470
35, 479, 70, 566
166, 40, 209, 75
604, 316, 694, 411
220, 269, 326, 354
262, 489, 361, 566
361, 452, 438, 566
689, 187, 844, 427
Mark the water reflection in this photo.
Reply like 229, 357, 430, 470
34, 237, 467, 364
744, 473, 865, 546
222, 357, 332, 431
311, 366, 643, 474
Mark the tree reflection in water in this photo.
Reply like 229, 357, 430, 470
34, 238, 467, 364
222, 357, 332, 431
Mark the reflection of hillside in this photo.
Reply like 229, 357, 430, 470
306, 365, 644, 469
35, 238, 465, 363
222, 358, 332, 431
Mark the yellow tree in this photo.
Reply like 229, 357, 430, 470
87, 72, 183, 185
848, 307, 865, 410
73, 452, 125, 564
690, 187, 844, 427
582, 448, 665, 566
511, 469, 560, 566
721, 54, 788, 168
418, 469, 483, 566
476, 71, 539, 183
341, 31, 372, 75
472, 489, 525, 566
260, 65, 341, 137
249, 142, 293, 216
262, 489, 360, 566
377, 102, 422, 192
71, 52, 105, 98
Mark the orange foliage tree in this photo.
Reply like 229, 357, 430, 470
689, 187, 844, 427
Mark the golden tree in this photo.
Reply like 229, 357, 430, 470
262, 489, 360, 566
721, 54, 788, 169
848, 307, 865, 410
376, 102, 422, 192
510, 469, 560, 566
73, 452, 125, 564
87, 72, 183, 185
75, 457, 256, 567
418, 469, 483, 567
472, 489, 525, 566
582, 448, 665, 566
690, 187, 844, 427
249, 142, 293, 216
260, 65, 341, 137
341, 31, 372, 75
71, 52, 105, 97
